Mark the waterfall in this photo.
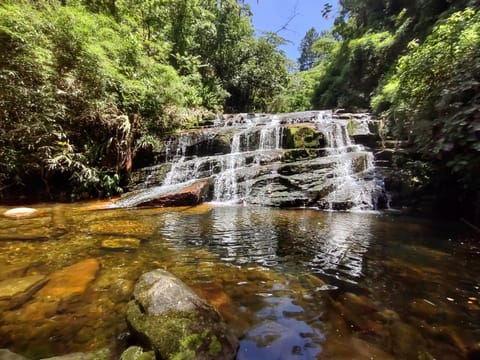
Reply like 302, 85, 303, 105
322, 122, 376, 210
259, 116, 283, 150
117, 111, 386, 210
213, 133, 245, 202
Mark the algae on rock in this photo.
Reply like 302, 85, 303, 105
126, 269, 238, 360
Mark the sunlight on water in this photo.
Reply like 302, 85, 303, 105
0, 203, 478, 359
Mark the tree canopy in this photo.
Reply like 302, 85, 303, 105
0, 0, 290, 200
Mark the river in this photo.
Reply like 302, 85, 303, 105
0, 203, 478, 359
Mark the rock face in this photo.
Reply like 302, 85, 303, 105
126, 269, 238, 360
120, 111, 387, 210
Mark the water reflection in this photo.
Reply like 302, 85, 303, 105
308, 213, 372, 283
160, 206, 374, 284
0, 204, 478, 359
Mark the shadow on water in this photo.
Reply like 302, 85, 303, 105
0, 203, 478, 359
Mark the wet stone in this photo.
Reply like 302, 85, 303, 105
120, 346, 155, 360
35, 258, 100, 302
87, 221, 153, 238
0, 275, 48, 311
126, 269, 238, 360
100, 237, 141, 251
3, 208, 37, 219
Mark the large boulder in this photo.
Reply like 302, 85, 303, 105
114, 179, 212, 208
142, 179, 212, 207
126, 269, 238, 360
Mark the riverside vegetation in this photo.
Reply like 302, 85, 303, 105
1, 0, 479, 221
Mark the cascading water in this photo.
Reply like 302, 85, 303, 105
114, 111, 387, 210
213, 133, 245, 202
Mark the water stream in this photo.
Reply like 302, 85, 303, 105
0, 203, 478, 359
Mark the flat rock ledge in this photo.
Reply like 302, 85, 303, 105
126, 269, 238, 360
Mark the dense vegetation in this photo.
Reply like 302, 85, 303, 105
290, 0, 479, 218
1, 0, 479, 219
0, 0, 291, 200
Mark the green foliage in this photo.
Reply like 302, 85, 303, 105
298, 27, 320, 71
373, 8, 480, 192
0, 0, 290, 200
228, 33, 291, 112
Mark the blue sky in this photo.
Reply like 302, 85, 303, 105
245, 0, 339, 63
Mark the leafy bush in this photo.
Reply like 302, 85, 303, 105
373, 8, 480, 193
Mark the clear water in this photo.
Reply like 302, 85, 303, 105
0, 203, 479, 359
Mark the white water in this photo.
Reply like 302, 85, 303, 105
116, 111, 384, 210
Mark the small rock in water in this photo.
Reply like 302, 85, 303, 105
0, 275, 48, 311
100, 237, 141, 251
35, 258, 100, 301
3, 207, 37, 219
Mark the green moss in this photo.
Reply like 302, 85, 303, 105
281, 149, 323, 163
284, 126, 323, 149
127, 301, 229, 360
208, 335, 222, 355
120, 346, 155, 360
347, 120, 356, 136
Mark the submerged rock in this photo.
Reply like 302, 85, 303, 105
35, 258, 100, 301
0, 264, 30, 280
88, 220, 153, 238
40, 348, 110, 359
0, 275, 48, 311
126, 269, 238, 360
100, 237, 141, 251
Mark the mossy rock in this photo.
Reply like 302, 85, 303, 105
281, 149, 326, 163
120, 346, 155, 360
126, 270, 238, 360
283, 126, 325, 149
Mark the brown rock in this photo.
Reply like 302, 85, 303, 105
0, 264, 29, 281
35, 258, 100, 301
100, 237, 141, 251
0, 275, 48, 310
141, 179, 212, 207
88, 221, 153, 238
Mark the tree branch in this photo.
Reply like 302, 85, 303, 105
273, 0, 300, 34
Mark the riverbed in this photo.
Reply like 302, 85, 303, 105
0, 203, 478, 359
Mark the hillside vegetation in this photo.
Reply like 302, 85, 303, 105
0, 0, 290, 200
1, 0, 478, 218
291, 0, 479, 216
